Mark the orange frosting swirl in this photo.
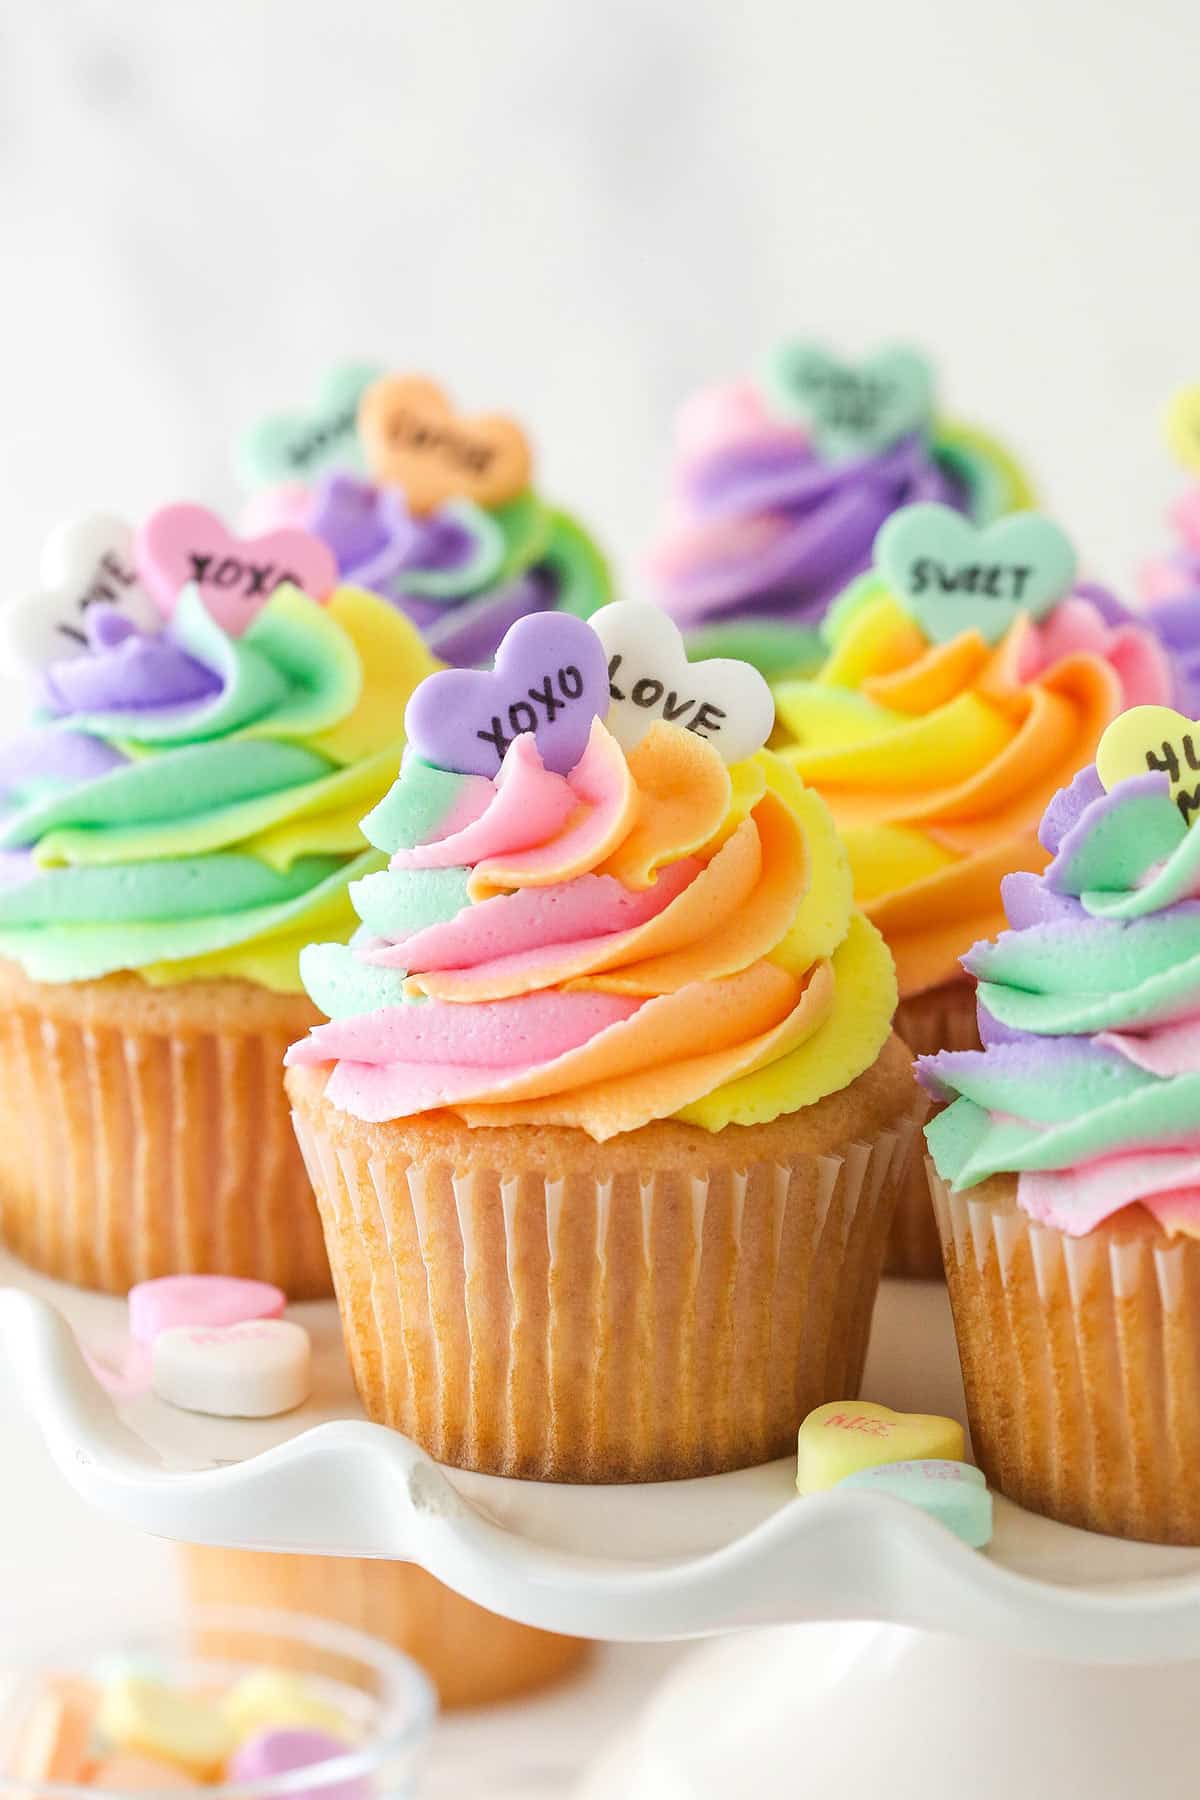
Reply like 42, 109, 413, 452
773, 589, 1169, 996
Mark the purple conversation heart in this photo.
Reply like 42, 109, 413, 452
404, 610, 609, 777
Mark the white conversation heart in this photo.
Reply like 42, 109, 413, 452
2, 513, 161, 673
151, 1319, 312, 1419
589, 600, 775, 763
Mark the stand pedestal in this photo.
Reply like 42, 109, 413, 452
580, 1623, 1200, 1798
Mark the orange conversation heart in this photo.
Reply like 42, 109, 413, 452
358, 375, 532, 516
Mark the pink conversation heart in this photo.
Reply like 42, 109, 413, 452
404, 609, 610, 777
127, 1274, 286, 1347
229, 1729, 365, 1800
134, 503, 337, 634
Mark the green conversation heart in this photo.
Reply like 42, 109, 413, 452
238, 361, 385, 488
875, 503, 1078, 646
760, 342, 934, 461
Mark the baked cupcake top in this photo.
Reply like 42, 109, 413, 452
770, 504, 1177, 999
646, 343, 1032, 677
236, 366, 610, 668
0, 508, 435, 989
919, 707, 1200, 1238
285, 602, 897, 1139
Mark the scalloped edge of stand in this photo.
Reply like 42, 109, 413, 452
4, 1254, 1200, 1659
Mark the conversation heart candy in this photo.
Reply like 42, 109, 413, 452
837, 1459, 993, 1548
134, 503, 338, 633
796, 1400, 964, 1494
228, 1728, 366, 1800
224, 1670, 354, 1744
589, 600, 774, 763
1097, 705, 1200, 827
128, 1274, 286, 1347
7, 1678, 98, 1785
91, 1752, 199, 1790
0, 513, 161, 674
404, 609, 609, 777
1166, 384, 1200, 475
238, 361, 385, 488
151, 1319, 312, 1418
358, 374, 532, 516
875, 503, 1078, 646
97, 1677, 233, 1778
760, 342, 934, 460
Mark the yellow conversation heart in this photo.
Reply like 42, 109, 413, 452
796, 1400, 964, 1495
96, 1677, 234, 1779
1096, 705, 1200, 827
1166, 385, 1200, 475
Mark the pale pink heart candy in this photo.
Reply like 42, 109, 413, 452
134, 502, 338, 634
673, 379, 778, 460
240, 482, 316, 535
151, 1319, 312, 1418
128, 1274, 286, 1347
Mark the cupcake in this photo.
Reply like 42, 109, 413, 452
919, 723, 1200, 1544
286, 602, 920, 1482
771, 504, 1177, 1275
647, 341, 1032, 679
180, 1547, 588, 1709
0, 506, 434, 1294
237, 365, 611, 667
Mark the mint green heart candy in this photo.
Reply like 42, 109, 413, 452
238, 361, 385, 488
876, 503, 1078, 646
760, 343, 934, 461
838, 1459, 993, 1548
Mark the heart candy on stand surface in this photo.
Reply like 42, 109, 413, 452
405, 608, 610, 777
135, 503, 338, 634
1096, 704, 1200, 827
358, 374, 532, 517
151, 1319, 312, 1419
759, 342, 934, 461
0, 513, 162, 673
128, 1274, 286, 1346
238, 361, 385, 488
589, 600, 775, 763
875, 503, 1078, 646
796, 1400, 965, 1494
837, 1459, 993, 1548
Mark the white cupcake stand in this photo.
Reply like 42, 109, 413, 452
4, 1253, 1200, 1798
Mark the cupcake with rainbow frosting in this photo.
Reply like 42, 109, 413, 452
0, 503, 434, 1294
648, 341, 1032, 678
286, 601, 920, 1482
771, 503, 1178, 1273
919, 711, 1200, 1543
236, 365, 611, 668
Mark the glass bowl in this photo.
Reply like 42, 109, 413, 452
0, 1604, 437, 1797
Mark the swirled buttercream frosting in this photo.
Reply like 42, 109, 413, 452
648, 350, 1033, 675
919, 761, 1200, 1238
771, 557, 1176, 998
0, 583, 436, 990
238, 369, 611, 668
285, 605, 897, 1139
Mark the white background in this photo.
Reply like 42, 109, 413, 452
0, 0, 1196, 1786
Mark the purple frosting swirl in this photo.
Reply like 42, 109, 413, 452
39, 607, 221, 718
653, 433, 966, 629
1145, 591, 1200, 715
